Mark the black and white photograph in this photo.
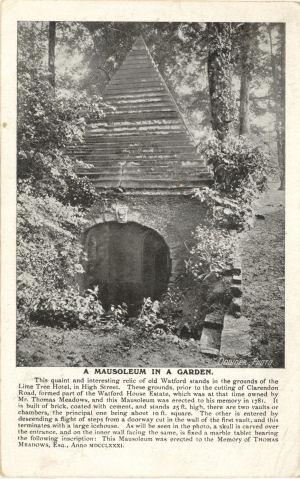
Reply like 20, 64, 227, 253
16, 21, 285, 368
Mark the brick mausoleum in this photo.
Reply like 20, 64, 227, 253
71, 36, 213, 310
69, 35, 246, 356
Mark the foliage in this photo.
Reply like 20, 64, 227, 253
186, 227, 237, 279
17, 182, 88, 317
30, 286, 105, 329
17, 68, 104, 207
17, 23, 108, 333
160, 285, 205, 339
186, 136, 270, 319
105, 303, 128, 324
193, 135, 270, 236
160, 287, 185, 324
133, 298, 163, 335
200, 135, 269, 195
193, 186, 249, 230
128, 297, 196, 340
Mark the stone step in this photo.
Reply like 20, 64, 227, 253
87, 125, 186, 134
80, 174, 209, 183
203, 311, 224, 330
105, 91, 170, 100
230, 284, 242, 298
74, 144, 197, 153
232, 274, 242, 285
88, 112, 180, 122
92, 175, 211, 183
71, 150, 201, 160
84, 136, 193, 145
199, 327, 221, 356
76, 160, 206, 166
76, 163, 208, 171
93, 179, 212, 189
83, 132, 187, 139
220, 314, 251, 358
229, 297, 242, 317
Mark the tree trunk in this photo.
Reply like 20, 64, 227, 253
278, 24, 285, 190
207, 23, 234, 141
239, 24, 257, 136
48, 22, 56, 88
239, 69, 250, 135
268, 24, 285, 190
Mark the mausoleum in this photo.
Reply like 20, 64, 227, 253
71, 36, 213, 310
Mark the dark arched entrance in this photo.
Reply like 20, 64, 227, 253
83, 222, 171, 311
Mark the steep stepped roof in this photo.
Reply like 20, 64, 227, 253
72, 35, 212, 191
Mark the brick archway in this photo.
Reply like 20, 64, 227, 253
82, 221, 171, 311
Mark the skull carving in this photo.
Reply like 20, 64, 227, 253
115, 204, 129, 223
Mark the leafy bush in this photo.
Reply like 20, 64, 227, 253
193, 186, 252, 230
160, 285, 206, 339
17, 70, 104, 208
130, 293, 195, 339
188, 136, 270, 286
200, 135, 269, 196
30, 286, 105, 329
194, 136, 270, 233
17, 183, 88, 314
134, 298, 161, 329
160, 287, 185, 323
105, 303, 129, 324
185, 226, 237, 279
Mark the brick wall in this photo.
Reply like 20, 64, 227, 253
83, 193, 207, 284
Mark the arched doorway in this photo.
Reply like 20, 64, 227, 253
83, 222, 171, 311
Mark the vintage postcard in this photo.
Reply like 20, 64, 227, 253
1, 0, 300, 477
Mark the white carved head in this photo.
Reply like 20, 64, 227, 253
115, 204, 129, 223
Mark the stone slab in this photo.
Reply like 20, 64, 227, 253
204, 312, 224, 328
229, 297, 242, 315
220, 313, 251, 357
200, 327, 221, 356
232, 274, 242, 285
230, 284, 242, 298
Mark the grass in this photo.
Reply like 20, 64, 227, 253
242, 186, 285, 367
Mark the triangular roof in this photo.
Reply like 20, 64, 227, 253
73, 36, 212, 191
